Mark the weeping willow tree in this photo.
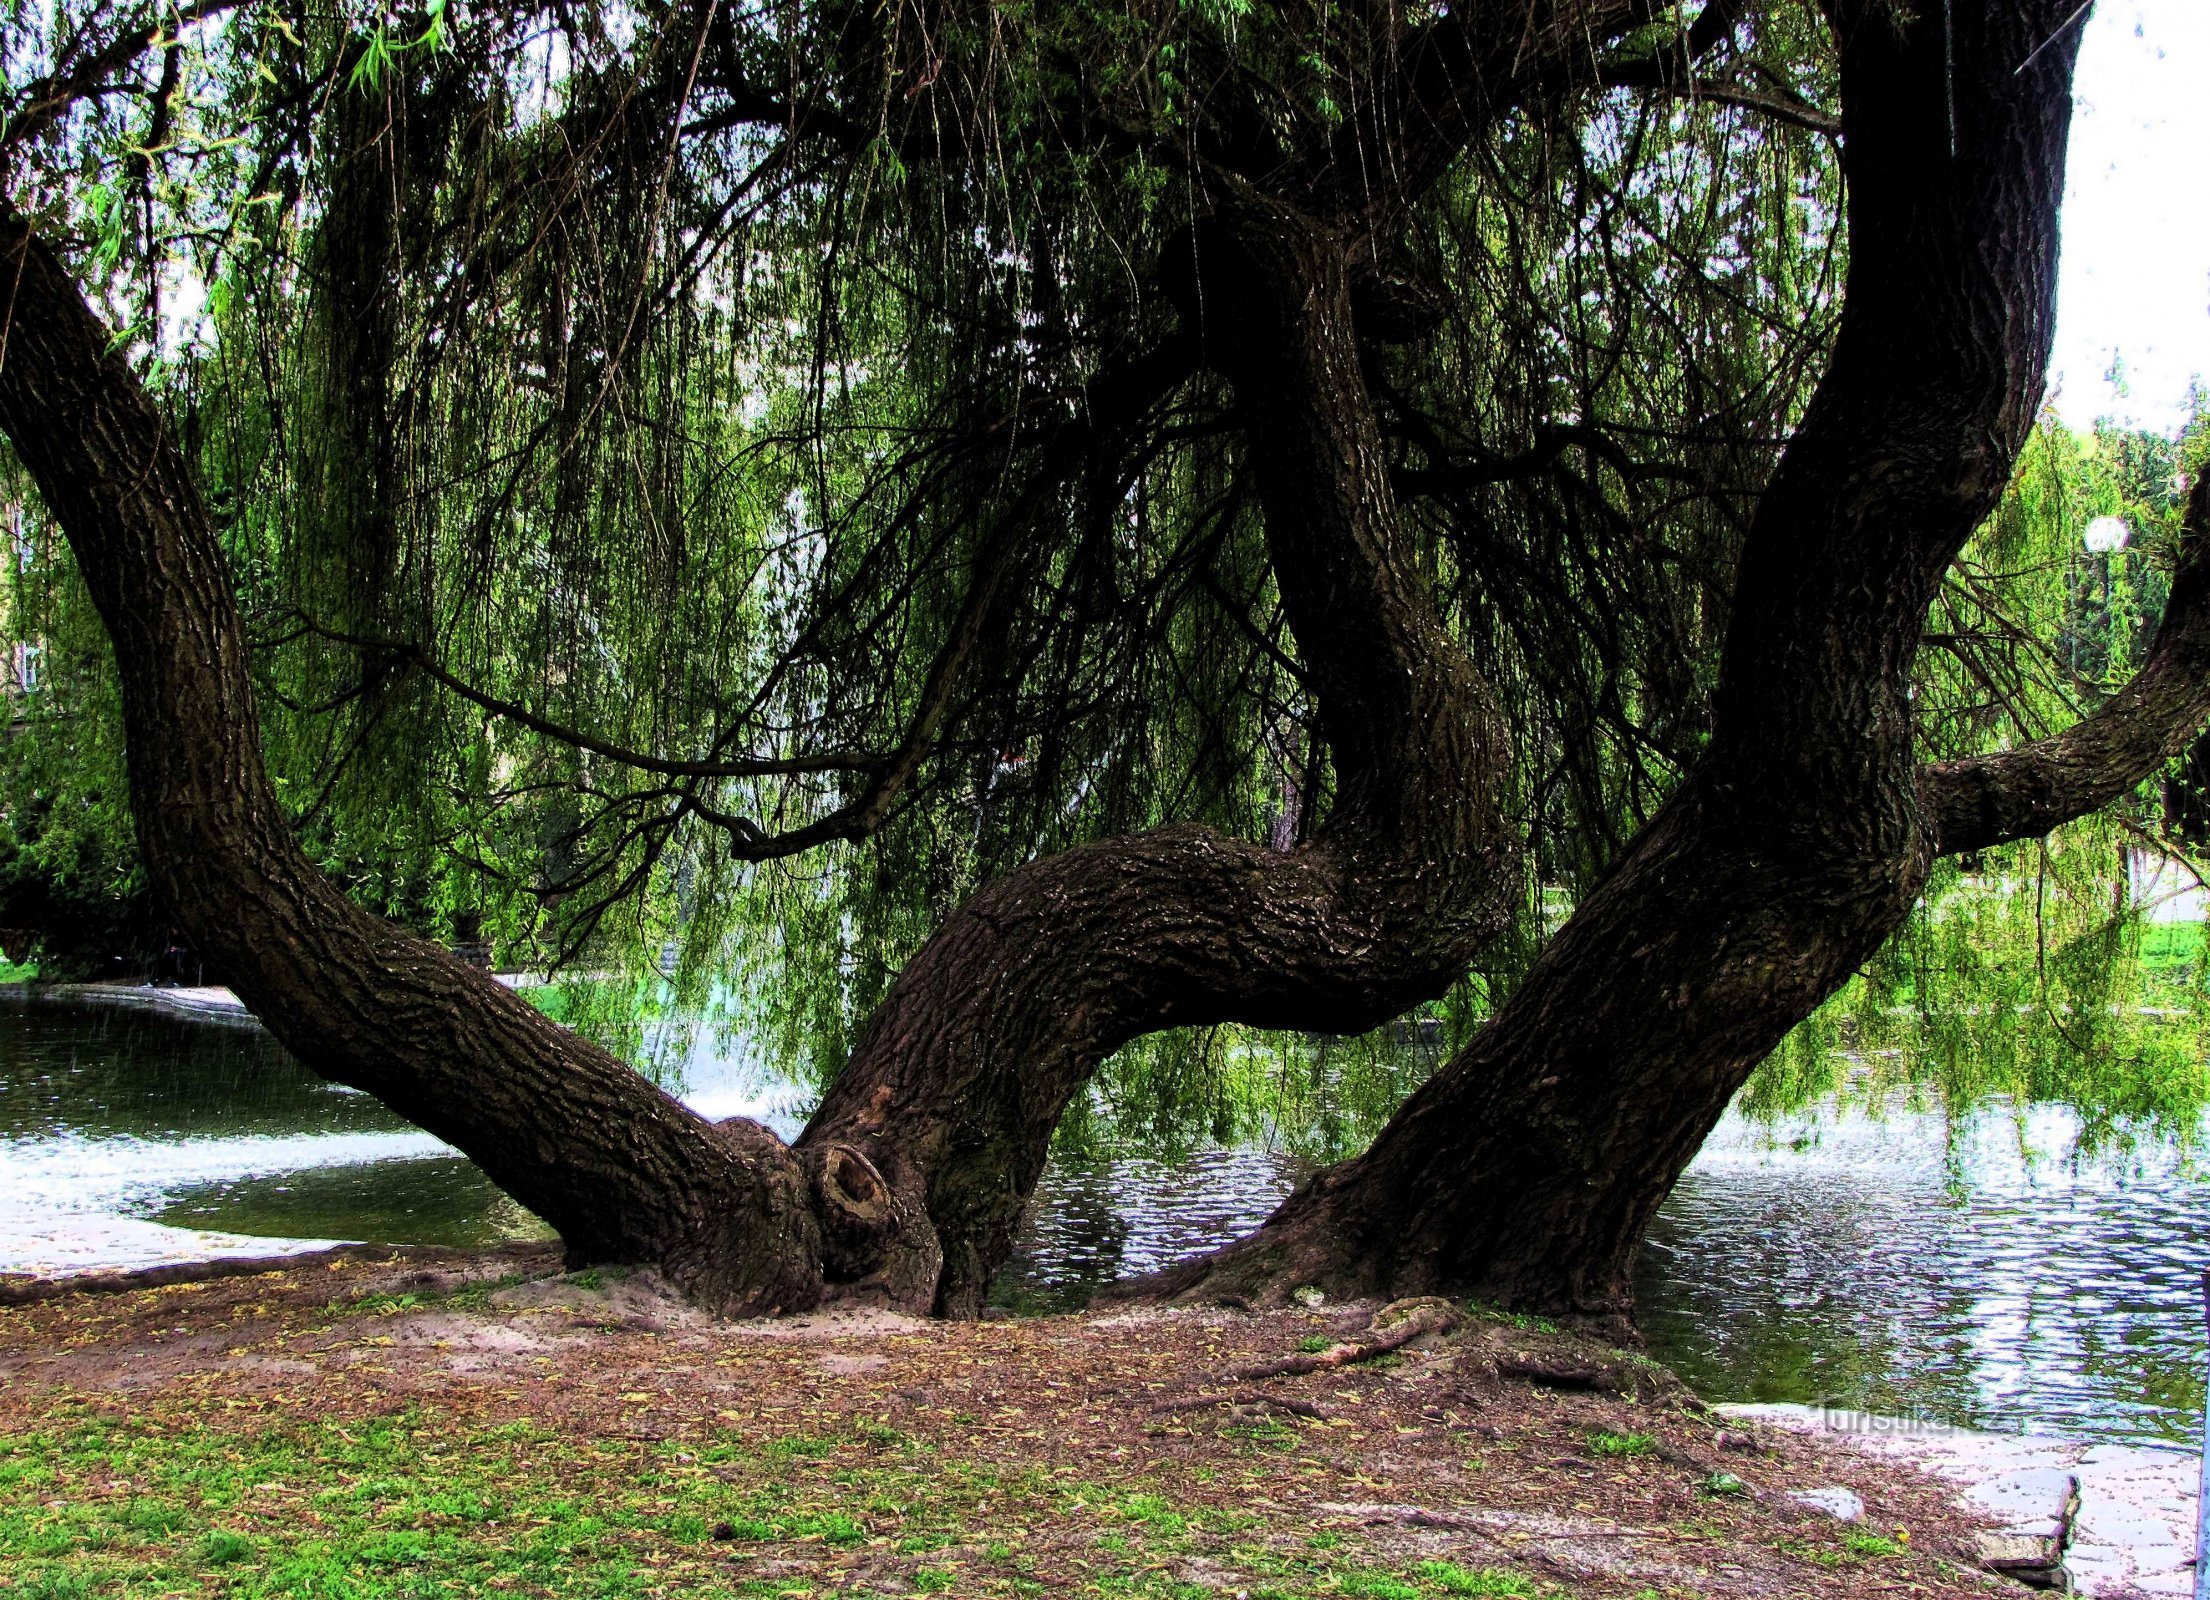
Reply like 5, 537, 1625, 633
1751, 408, 2210, 1144
0, 0, 2204, 1320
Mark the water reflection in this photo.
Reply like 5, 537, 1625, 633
152, 1157, 544, 1249
995, 1149, 1301, 1311
6, 996, 2210, 1446
1637, 1102, 2210, 1446
0, 997, 799, 1273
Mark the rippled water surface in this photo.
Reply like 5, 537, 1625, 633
1637, 1103, 2210, 1445
5, 995, 2208, 1445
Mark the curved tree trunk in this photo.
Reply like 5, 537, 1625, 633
805, 192, 1517, 1315
1135, 0, 2139, 1321
0, 207, 878, 1316
11, 0, 2194, 1336
0, 0, 1643, 1324
0, 181, 1514, 1321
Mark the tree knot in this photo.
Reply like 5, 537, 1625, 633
807, 1142, 898, 1281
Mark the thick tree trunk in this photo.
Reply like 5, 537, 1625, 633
0, 0, 1660, 1324
1135, 0, 2116, 1321
0, 208, 889, 1316
1, 168, 1516, 1323
806, 193, 1517, 1315
12, 0, 2190, 1335
0, 182, 1514, 1322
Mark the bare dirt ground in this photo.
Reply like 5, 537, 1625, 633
0, 1245, 2028, 1598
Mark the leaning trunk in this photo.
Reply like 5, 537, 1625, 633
0, 208, 878, 1315
805, 193, 1519, 1315
1141, 0, 2089, 1319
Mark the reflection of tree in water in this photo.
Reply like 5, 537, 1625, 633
2071, 1311, 2203, 1440
0, 1002, 403, 1143
1637, 1168, 1999, 1428
1637, 1110, 2210, 1446
153, 1157, 551, 1248
996, 1164, 1130, 1312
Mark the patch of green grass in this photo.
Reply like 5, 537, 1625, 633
1466, 1303, 1557, 1335
1586, 1429, 1657, 1458
2141, 921, 2204, 970
1415, 1563, 1535, 1596
1297, 1334, 1334, 1353
113, 1501, 191, 1537
1122, 1494, 1185, 1533
326, 1290, 425, 1318
442, 1272, 534, 1313
0, 1402, 1575, 1600
1336, 1573, 1419, 1598
1842, 1530, 1904, 1557
13, 1573, 92, 1600
199, 1530, 254, 1566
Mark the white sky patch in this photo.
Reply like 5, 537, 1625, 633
2050, 0, 2210, 434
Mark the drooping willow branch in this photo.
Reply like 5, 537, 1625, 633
1925, 473, 2210, 857
0, 0, 247, 159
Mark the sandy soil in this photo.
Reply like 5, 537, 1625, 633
0, 1245, 2031, 1597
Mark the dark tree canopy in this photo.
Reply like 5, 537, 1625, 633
0, 0, 2204, 1319
2, 0, 1846, 971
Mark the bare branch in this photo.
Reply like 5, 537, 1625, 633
1924, 473, 2210, 856
279, 612, 889, 781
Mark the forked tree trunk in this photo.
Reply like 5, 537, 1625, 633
804, 191, 1519, 1314
0, 2, 1639, 1323
0, 179, 1516, 1318
7, 0, 1630, 1335
1135, 0, 2159, 1320
9, 0, 2201, 1329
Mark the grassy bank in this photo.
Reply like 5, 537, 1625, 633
0, 1249, 2004, 1598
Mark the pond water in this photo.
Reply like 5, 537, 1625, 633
4, 995, 2207, 1448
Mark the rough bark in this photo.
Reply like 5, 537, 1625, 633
1134, 0, 2107, 1321
0, 206, 875, 1315
1, 169, 1515, 1322
12, 0, 2192, 1334
0, 178, 1513, 1322
805, 193, 1517, 1315
797, 1, 1704, 1318
0, 0, 1691, 1324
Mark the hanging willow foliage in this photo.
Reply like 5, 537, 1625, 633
0, 0, 2199, 1151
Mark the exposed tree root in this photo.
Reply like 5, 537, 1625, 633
1492, 1355, 1626, 1391
1225, 1296, 1459, 1382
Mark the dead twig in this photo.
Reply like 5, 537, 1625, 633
1149, 1391, 1332, 1420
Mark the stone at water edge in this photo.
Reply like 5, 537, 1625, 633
1784, 1486, 1866, 1523
1715, 1405, 2200, 1597
1972, 1530, 2067, 1589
